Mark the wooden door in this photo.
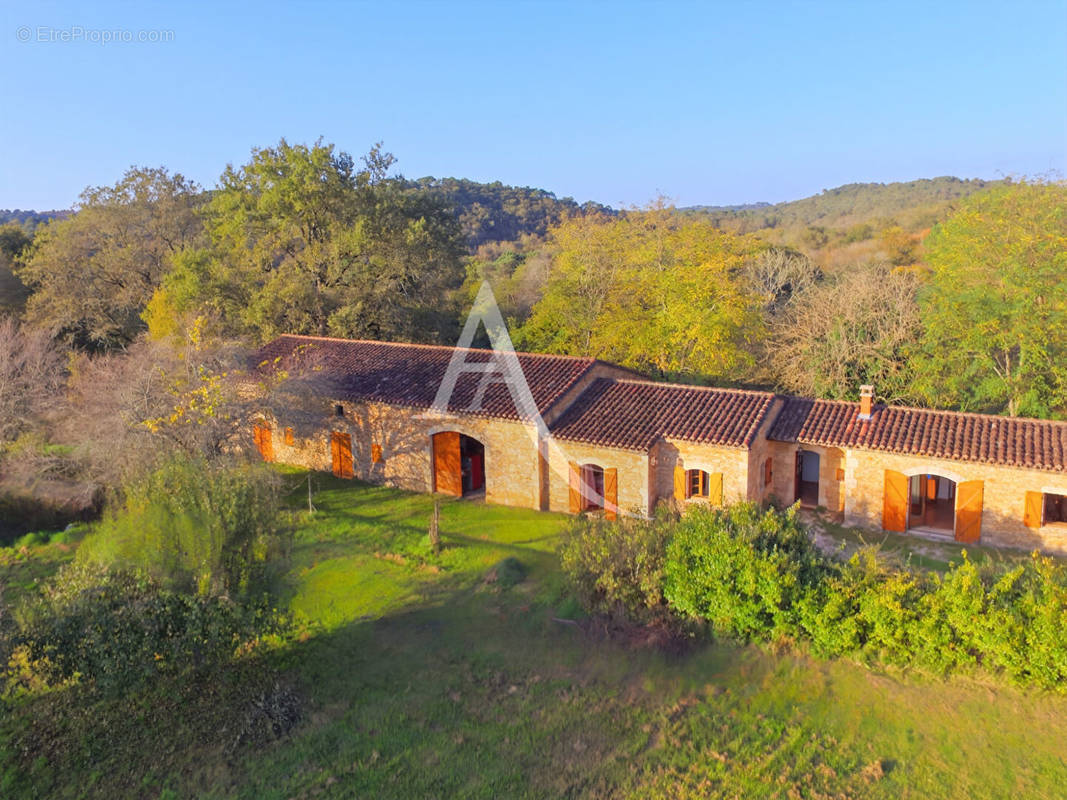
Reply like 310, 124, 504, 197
253, 423, 273, 462
604, 468, 618, 520
883, 469, 908, 532
432, 432, 462, 497
331, 431, 353, 478
955, 480, 984, 543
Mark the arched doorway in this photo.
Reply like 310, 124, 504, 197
907, 474, 956, 533
432, 431, 485, 498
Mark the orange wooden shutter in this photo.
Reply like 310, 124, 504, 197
674, 465, 686, 501
1024, 491, 1044, 529
258, 424, 273, 462
709, 472, 724, 506
604, 468, 618, 520
955, 480, 984, 543
330, 431, 343, 477
338, 433, 354, 479
568, 461, 581, 513
371, 443, 382, 463
432, 432, 462, 496
284, 427, 294, 446
882, 470, 908, 532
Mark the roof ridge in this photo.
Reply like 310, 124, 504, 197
606, 376, 775, 397
780, 393, 1067, 428
274, 333, 597, 362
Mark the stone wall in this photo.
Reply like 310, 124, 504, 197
844, 449, 1067, 554
650, 439, 750, 512
260, 400, 543, 510
546, 439, 650, 515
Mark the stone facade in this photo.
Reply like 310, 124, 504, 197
842, 448, 1067, 554
250, 335, 1067, 555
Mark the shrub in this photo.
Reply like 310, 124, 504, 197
76, 455, 289, 597
558, 510, 672, 624
663, 503, 826, 641
561, 500, 1067, 688
8, 562, 285, 695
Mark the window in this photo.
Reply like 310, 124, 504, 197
334, 404, 344, 417
686, 469, 709, 498
1044, 493, 1067, 525
284, 427, 294, 446
580, 464, 605, 511
764, 457, 773, 486
371, 443, 383, 464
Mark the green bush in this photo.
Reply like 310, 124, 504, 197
558, 510, 672, 624
76, 455, 289, 597
9, 563, 286, 694
664, 503, 825, 641
565, 501, 1067, 689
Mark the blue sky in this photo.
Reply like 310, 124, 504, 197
1, 0, 1064, 210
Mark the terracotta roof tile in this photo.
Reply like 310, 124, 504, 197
549, 378, 776, 451
768, 396, 1067, 472
252, 334, 598, 421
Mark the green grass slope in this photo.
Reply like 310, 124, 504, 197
3, 472, 1066, 798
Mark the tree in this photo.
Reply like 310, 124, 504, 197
517, 205, 764, 380
911, 181, 1067, 417
16, 167, 203, 349
769, 262, 921, 402
157, 139, 465, 343
0, 224, 32, 313
0, 317, 65, 446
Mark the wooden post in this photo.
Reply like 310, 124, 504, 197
429, 499, 441, 555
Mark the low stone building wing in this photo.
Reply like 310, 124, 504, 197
549, 377, 777, 451
251, 334, 604, 421
769, 396, 1067, 472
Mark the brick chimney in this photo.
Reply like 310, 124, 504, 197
858, 385, 874, 421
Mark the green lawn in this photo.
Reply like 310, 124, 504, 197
3, 471, 1067, 798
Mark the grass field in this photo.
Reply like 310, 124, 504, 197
3, 470, 1067, 798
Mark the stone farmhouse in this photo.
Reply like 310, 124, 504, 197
250, 334, 1067, 555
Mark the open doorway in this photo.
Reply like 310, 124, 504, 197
432, 431, 485, 498
459, 435, 485, 497
794, 450, 820, 507
908, 474, 956, 533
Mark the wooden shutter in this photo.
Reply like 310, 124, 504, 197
284, 427, 294, 446
330, 431, 341, 476
432, 432, 462, 496
764, 457, 773, 486
254, 424, 273, 463
604, 468, 618, 520
371, 443, 382, 464
674, 465, 686, 501
568, 461, 581, 513
1024, 491, 1044, 529
882, 469, 908, 532
955, 480, 984, 543
709, 472, 724, 506
339, 433, 353, 478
